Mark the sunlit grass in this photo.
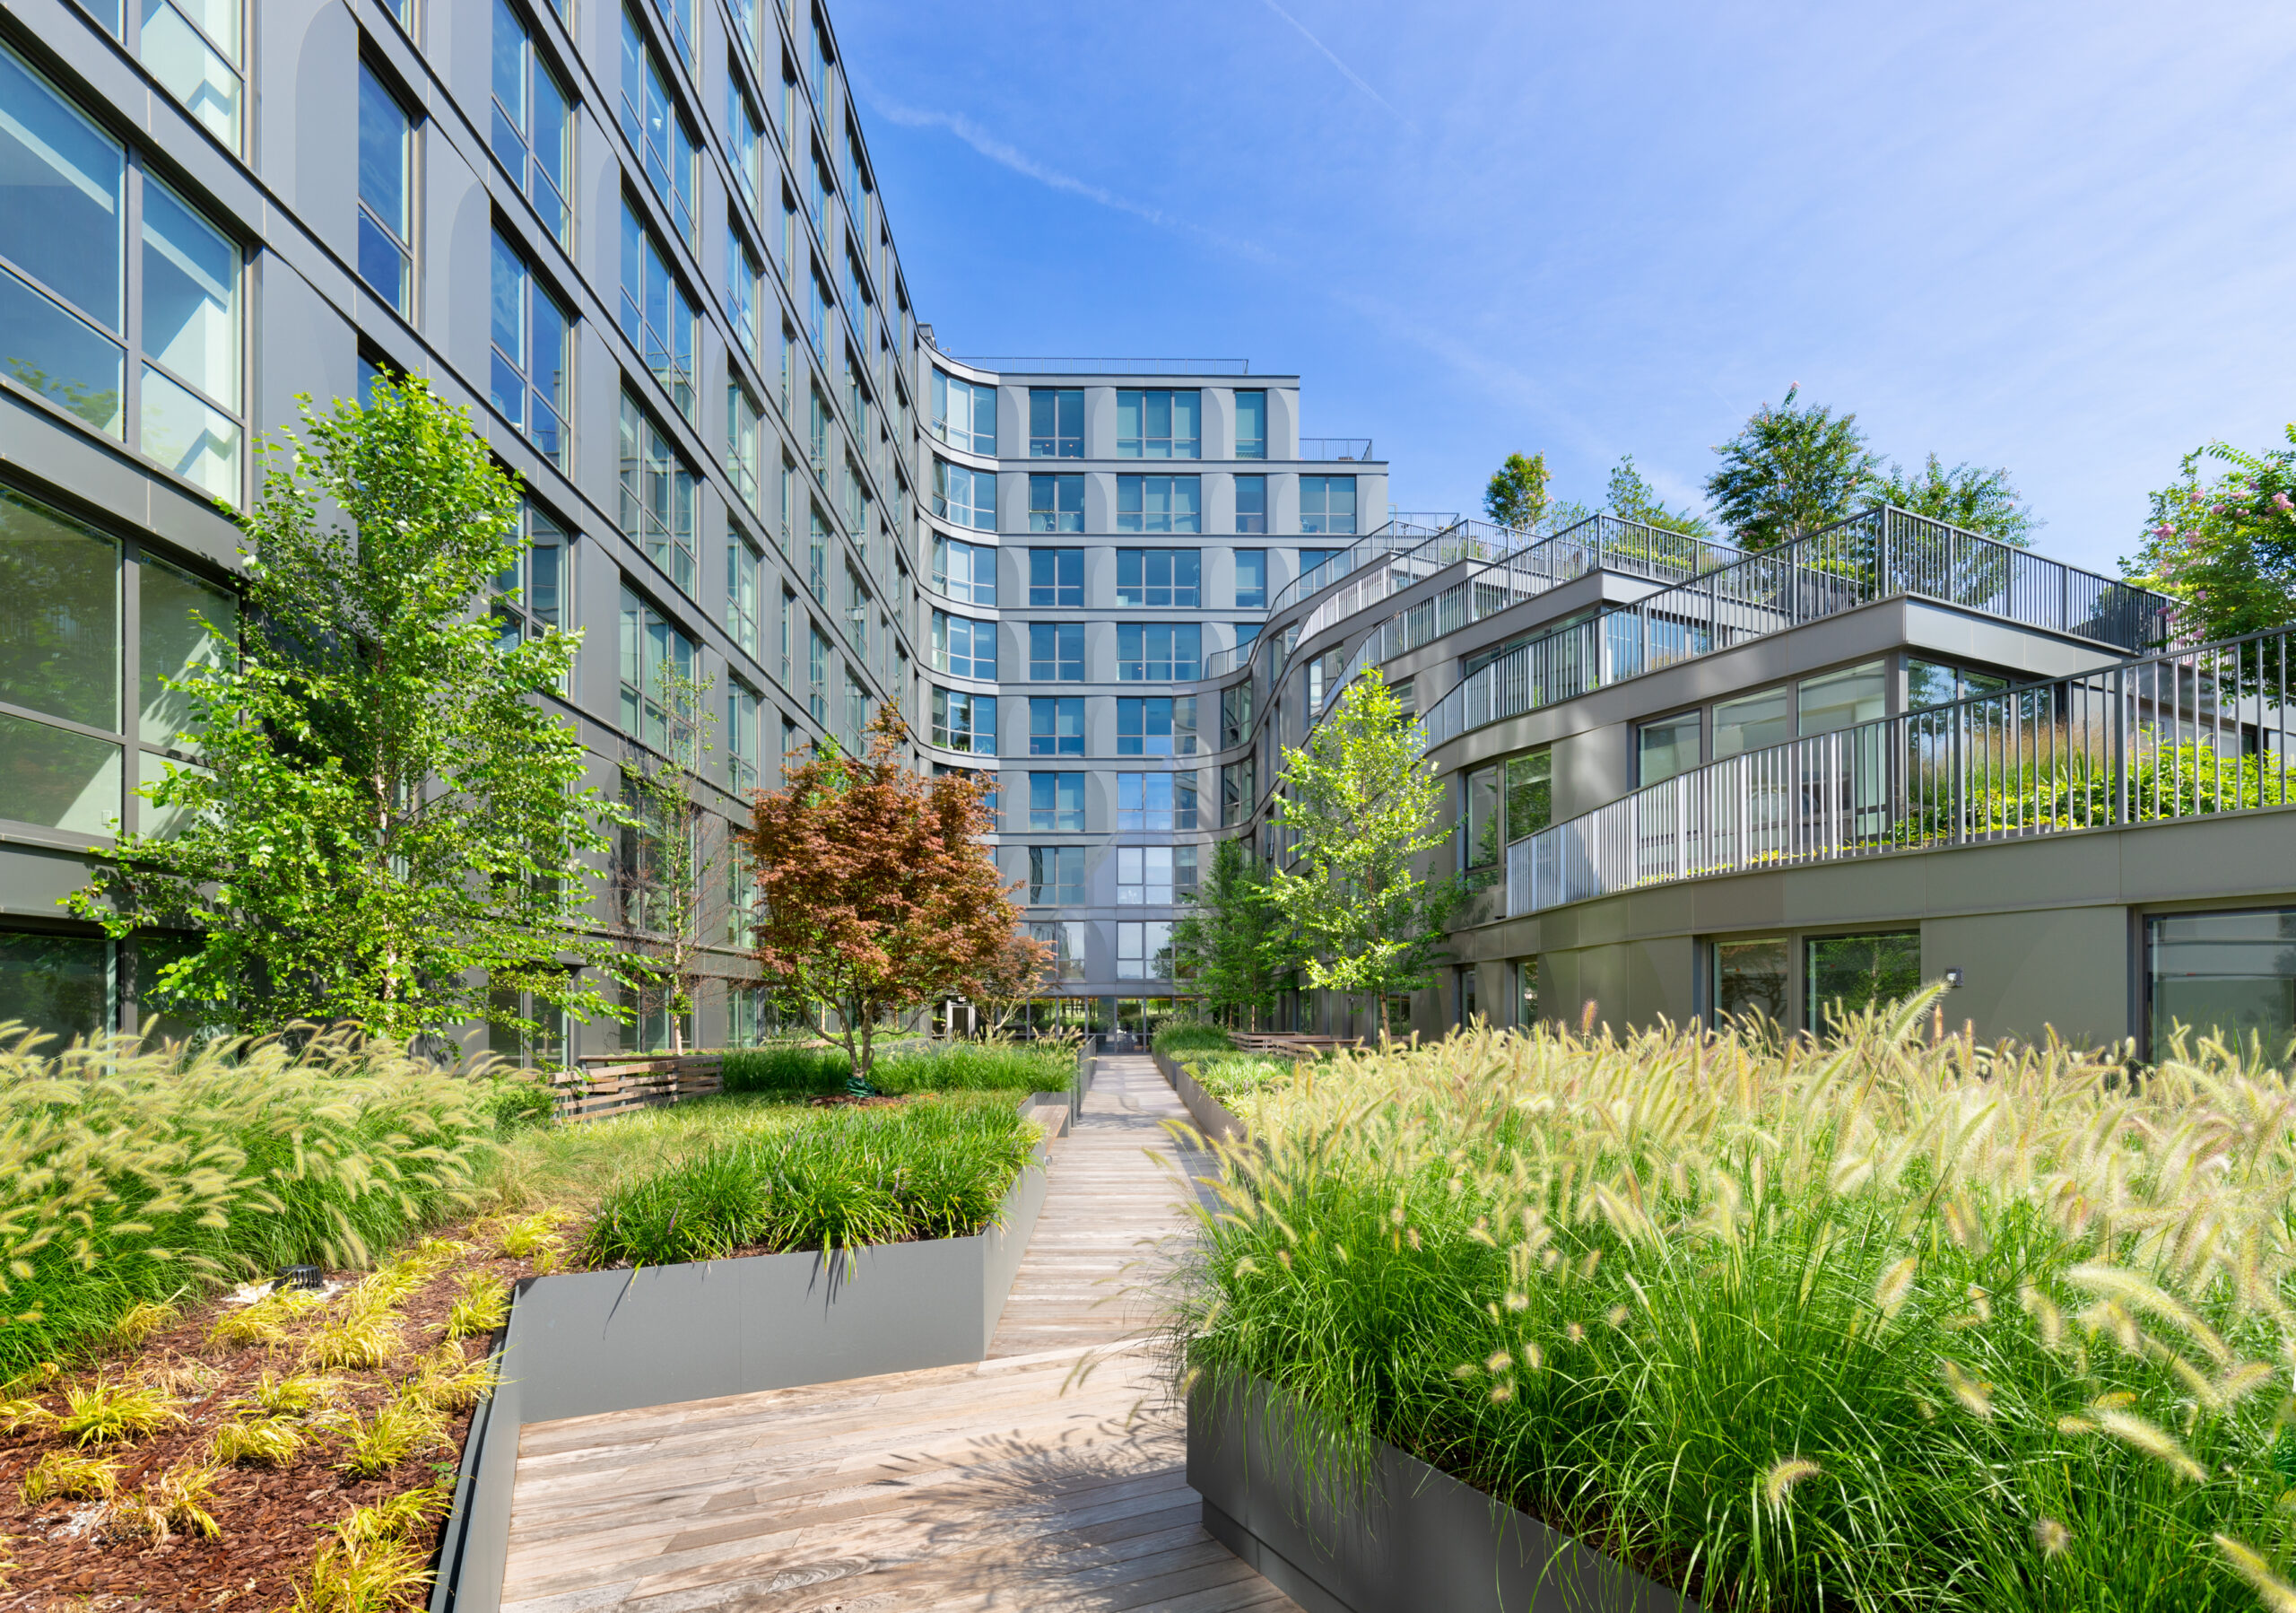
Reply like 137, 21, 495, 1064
1170, 991, 2296, 1612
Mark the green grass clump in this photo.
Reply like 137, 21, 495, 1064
1182, 1052, 1299, 1104
579, 1094, 1039, 1268
0, 1021, 499, 1379
719, 1038, 1065, 1097
1173, 995, 2296, 1612
1152, 1022, 1235, 1059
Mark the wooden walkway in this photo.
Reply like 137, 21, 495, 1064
496, 1055, 1294, 1613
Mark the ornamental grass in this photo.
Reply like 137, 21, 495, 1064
578, 1093, 1040, 1268
1170, 992, 2296, 1611
0, 1022, 499, 1378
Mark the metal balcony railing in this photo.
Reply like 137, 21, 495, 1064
1298, 437, 1374, 461
1425, 506, 2174, 753
1504, 621, 2289, 918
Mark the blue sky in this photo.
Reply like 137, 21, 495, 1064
835, 0, 2296, 575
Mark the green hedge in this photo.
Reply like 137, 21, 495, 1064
719, 1039, 1070, 1097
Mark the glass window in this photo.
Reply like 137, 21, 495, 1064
1, 43, 129, 440
1030, 920, 1086, 981
1799, 660, 1887, 737
1028, 772, 1084, 833
1029, 623, 1083, 682
930, 609, 995, 680
1029, 695, 1083, 756
931, 369, 996, 454
1233, 389, 1266, 459
1118, 696, 1196, 757
620, 197, 697, 418
1465, 765, 1501, 872
1713, 937, 1787, 1029
1027, 845, 1083, 905
726, 381, 762, 512
932, 458, 995, 531
2149, 909, 2296, 1065
931, 686, 996, 754
1029, 387, 1083, 458
1505, 749, 1552, 841
1805, 931, 1923, 1033
138, 182, 240, 501
133, 0, 243, 143
1117, 920, 1173, 980
1117, 475, 1201, 535
140, 552, 234, 751
807, 623, 828, 721
1300, 475, 1358, 536
1117, 388, 1200, 458
726, 534, 761, 658
0, 483, 119, 732
1029, 548, 1083, 607
1117, 623, 1200, 681
726, 681, 760, 793
725, 74, 763, 216
1116, 549, 1200, 607
1220, 757, 1255, 826
1220, 682, 1252, 747
616, 584, 696, 750
0, 930, 110, 1044
491, 0, 572, 240
1637, 712, 1700, 788
1299, 547, 1347, 579
1029, 474, 1083, 534
619, 9, 698, 242
1514, 956, 1540, 1028
1712, 685, 1790, 759
1234, 548, 1266, 606
1234, 475, 1267, 536
1116, 774, 1193, 833
1909, 659, 2013, 710
491, 232, 572, 468
617, 389, 697, 595
358, 63, 413, 315
931, 536, 995, 605
726, 231, 762, 360
1118, 844, 1174, 903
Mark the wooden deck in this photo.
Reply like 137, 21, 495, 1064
496, 1055, 1292, 1612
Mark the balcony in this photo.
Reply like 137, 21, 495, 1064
1299, 437, 1373, 461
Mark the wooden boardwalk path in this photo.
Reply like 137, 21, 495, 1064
496, 1054, 1294, 1613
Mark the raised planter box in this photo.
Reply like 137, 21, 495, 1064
429, 1094, 1060, 1613
1189, 1374, 1696, 1613
1154, 1046, 1248, 1146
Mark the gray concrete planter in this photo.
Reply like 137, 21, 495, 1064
428, 1094, 1065, 1613
1154, 1046, 1248, 1146
1189, 1375, 1695, 1613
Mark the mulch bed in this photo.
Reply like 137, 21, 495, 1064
0, 1223, 550, 1612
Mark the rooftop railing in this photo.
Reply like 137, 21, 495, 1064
1425, 506, 2174, 752
1503, 618, 2283, 918
1299, 437, 1375, 461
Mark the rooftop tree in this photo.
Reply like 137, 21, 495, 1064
1705, 385, 1880, 549
1876, 452, 2039, 547
69, 376, 626, 1043
745, 708, 1047, 1094
1170, 837, 1291, 1030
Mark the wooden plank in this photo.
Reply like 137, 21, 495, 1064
496, 1055, 1292, 1612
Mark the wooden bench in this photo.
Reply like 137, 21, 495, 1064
550, 1055, 724, 1122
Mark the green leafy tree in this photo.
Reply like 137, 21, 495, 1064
1483, 451, 1551, 532
1876, 453, 2039, 546
1705, 385, 1880, 550
2122, 425, 2296, 647
1268, 671, 1459, 1040
1170, 838, 1291, 1029
613, 657, 731, 1054
1605, 455, 1712, 537
68, 378, 626, 1042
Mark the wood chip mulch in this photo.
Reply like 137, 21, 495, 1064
0, 1224, 551, 1612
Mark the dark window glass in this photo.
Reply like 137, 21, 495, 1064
1028, 549, 1083, 608
1805, 931, 1922, 1033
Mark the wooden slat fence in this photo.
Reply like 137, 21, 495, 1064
549, 1055, 723, 1122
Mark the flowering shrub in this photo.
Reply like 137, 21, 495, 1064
2124, 426, 2296, 648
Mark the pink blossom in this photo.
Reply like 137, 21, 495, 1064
2275, 492, 2293, 515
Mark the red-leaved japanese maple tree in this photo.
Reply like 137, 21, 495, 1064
744, 707, 1048, 1093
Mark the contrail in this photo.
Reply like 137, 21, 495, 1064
1257, 0, 1411, 126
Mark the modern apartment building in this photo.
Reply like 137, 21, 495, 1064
912, 352, 1383, 1037
0, 0, 1394, 1051
0, 0, 951, 1051
1237, 507, 2296, 1061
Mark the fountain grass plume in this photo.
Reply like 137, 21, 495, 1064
1165, 990, 2296, 1611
